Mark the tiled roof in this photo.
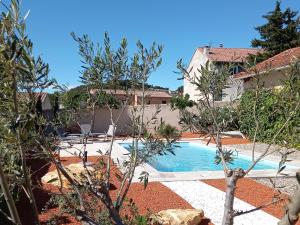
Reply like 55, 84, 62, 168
140, 90, 172, 98
18, 92, 48, 102
199, 47, 261, 63
234, 46, 300, 79
92, 89, 172, 98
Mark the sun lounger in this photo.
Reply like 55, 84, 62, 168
67, 123, 90, 138
91, 124, 116, 140
66, 123, 116, 141
55, 128, 81, 142
220, 130, 246, 139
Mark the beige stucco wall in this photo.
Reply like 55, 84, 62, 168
184, 49, 209, 102
184, 49, 242, 102
222, 75, 244, 101
102, 94, 171, 106
137, 97, 171, 105
77, 104, 180, 135
243, 70, 286, 90
42, 95, 52, 111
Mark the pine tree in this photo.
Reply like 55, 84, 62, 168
251, 1, 300, 62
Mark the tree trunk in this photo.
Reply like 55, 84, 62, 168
278, 171, 300, 225
12, 72, 40, 225
222, 169, 245, 225
90, 103, 96, 133
222, 174, 238, 225
0, 162, 22, 225
109, 207, 124, 225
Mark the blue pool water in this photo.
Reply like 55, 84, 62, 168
120, 142, 278, 172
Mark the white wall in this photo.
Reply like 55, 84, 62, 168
184, 49, 241, 102
222, 76, 244, 101
184, 49, 209, 102
42, 95, 52, 111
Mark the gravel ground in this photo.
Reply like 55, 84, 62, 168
163, 180, 279, 225
253, 177, 298, 196
227, 142, 299, 196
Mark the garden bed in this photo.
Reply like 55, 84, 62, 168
18, 155, 299, 225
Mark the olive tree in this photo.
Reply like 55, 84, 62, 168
176, 59, 300, 225
0, 1, 178, 225
0, 0, 57, 224
54, 32, 180, 225
278, 171, 300, 225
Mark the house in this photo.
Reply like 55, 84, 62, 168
18, 92, 52, 112
91, 89, 172, 106
184, 46, 261, 102
234, 46, 300, 90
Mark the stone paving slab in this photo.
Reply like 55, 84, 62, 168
162, 180, 279, 225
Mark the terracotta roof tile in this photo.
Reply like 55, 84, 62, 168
18, 92, 48, 102
234, 46, 300, 79
198, 47, 261, 63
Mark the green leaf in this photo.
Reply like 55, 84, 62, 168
24, 10, 30, 20
278, 165, 286, 174
47, 177, 59, 184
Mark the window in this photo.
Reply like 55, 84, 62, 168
230, 66, 241, 75
162, 100, 167, 104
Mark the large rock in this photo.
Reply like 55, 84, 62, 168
153, 209, 204, 225
41, 163, 100, 188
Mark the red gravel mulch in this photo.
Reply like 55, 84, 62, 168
19, 155, 299, 225
181, 132, 251, 145
181, 132, 206, 139
209, 137, 250, 145
202, 178, 300, 225
18, 156, 213, 225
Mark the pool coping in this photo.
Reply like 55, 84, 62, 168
114, 139, 300, 182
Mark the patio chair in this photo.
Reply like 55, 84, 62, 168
67, 123, 91, 137
65, 123, 93, 144
80, 123, 92, 137
90, 124, 116, 140
55, 128, 81, 142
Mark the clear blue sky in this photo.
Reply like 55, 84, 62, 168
21, 0, 300, 91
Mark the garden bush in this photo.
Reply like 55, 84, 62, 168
239, 88, 300, 149
170, 93, 194, 110
178, 105, 239, 133
156, 122, 180, 141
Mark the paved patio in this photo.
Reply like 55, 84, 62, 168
162, 180, 278, 225
59, 139, 300, 181
57, 139, 300, 225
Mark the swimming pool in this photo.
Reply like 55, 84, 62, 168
119, 142, 278, 172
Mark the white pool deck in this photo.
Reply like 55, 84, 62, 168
58, 139, 299, 225
162, 181, 279, 225
59, 139, 300, 182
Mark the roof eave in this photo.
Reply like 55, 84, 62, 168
234, 65, 290, 80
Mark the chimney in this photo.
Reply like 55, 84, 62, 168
219, 44, 223, 48
203, 45, 210, 55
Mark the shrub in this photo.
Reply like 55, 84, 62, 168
239, 88, 300, 149
61, 87, 89, 110
156, 122, 180, 141
179, 105, 239, 133
170, 94, 194, 110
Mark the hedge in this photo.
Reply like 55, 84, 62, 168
238, 88, 300, 149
